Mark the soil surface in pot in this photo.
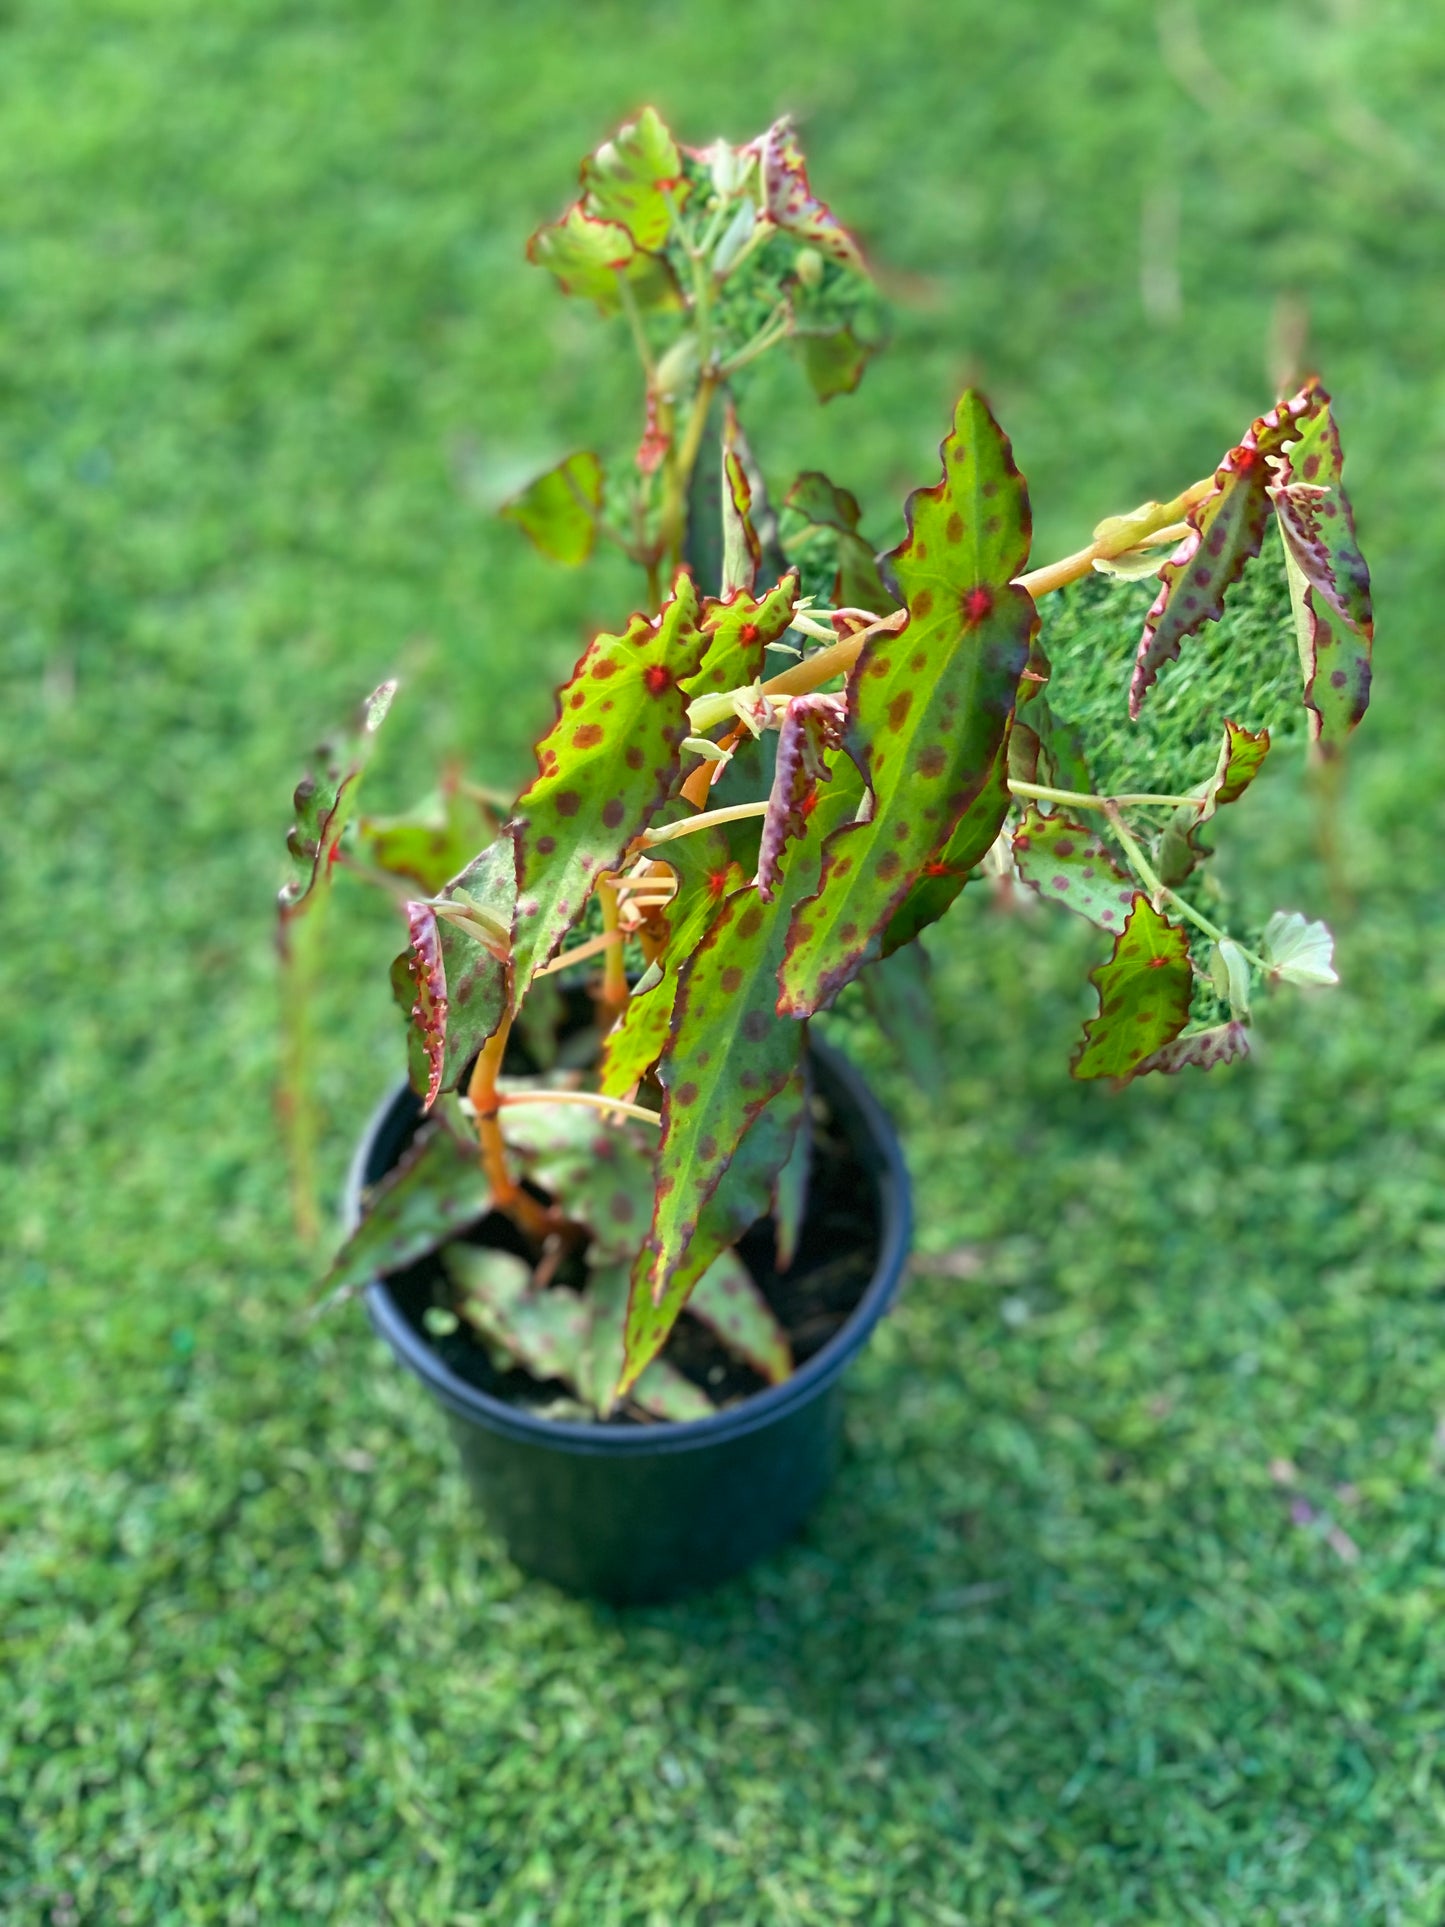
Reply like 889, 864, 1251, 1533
381, 1081, 882, 1423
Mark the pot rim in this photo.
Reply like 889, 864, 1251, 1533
354, 1035, 911, 1458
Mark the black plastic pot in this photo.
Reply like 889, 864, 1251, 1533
351, 1038, 911, 1604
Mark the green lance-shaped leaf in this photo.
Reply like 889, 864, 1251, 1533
526, 203, 680, 315
500, 452, 605, 568
620, 1067, 806, 1398
390, 835, 515, 1102
510, 573, 709, 1006
278, 680, 397, 947
1071, 896, 1193, 1082
1133, 1021, 1251, 1078
879, 746, 1012, 955
1279, 506, 1373, 759
1269, 393, 1373, 639
579, 106, 688, 253
598, 824, 746, 1098
1155, 720, 1271, 887
750, 117, 866, 274
1130, 385, 1320, 718
1011, 809, 1139, 934
321, 1105, 488, 1304
359, 775, 503, 895
583, 1262, 713, 1421
687, 1251, 792, 1385
785, 471, 897, 612
779, 391, 1035, 1015
859, 944, 943, 1099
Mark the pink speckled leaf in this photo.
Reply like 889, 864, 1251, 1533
584, 1262, 713, 1420
879, 745, 1012, 955
1133, 1021, 1251, 1078
390, 834, 515, 1102
750, 117, 866, 274
389, 903, 448, 1108
778, 391, 1035, 1014
446, 1245, 592, 1389
1130, 386, 1318, 718
687, 1251, 792, 1385
500, 1099, 656, 1265
756, 695, 846, 902
1071, 897, 1193, 1082
511, 572, 709, 1007
1011, 809, 1138, 933
1269, 394, 1372, 639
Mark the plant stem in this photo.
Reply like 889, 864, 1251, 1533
1102, 801, 1269, 969
615, 275, 655, 379
640, 799, 768, 846
465, 1012, 550, 1242
596, 876, 629, 1026
718, 302, 791, 377
1010, 780, 1205, 812
532, 928, 624, 977
498, 1089, 663, 1129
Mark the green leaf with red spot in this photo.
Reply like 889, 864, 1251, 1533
687, 1251, 792, 1385
795, 322, 876, 403
599, 823, 746, 1098
583, 1263, 713, 1420
751, 117, 866, 274
510, 573, 709, 1006
1284, 549, 1373, 756
879, 744, 1013, 955
278, 680, 397, 947
1130, 386, 1320, 718
1133, 1021, 1251, 1078
579, 106, 688, 253
1071, 897, 1193, 1082
785, 471, 896, 611
620, 1068, 806, 1397
500, 452, 605, 567
683, 576, 798, 704
526, 203, 680, 315
1269, 392, 1372, 639
1012, 809, 1140, 934
779, 391, 1035, 1014
446, 1245, 592, 1387
500, 1100, 655, 1263
359, 774, 502, 895
321, 1105, 487, 1303
1154, 720, 1271, 887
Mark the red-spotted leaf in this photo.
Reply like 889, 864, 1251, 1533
683, 575, 798, 705
1011, 810, 1138, 933
598, 824, 746, 1097
526, 203, 680, 315
359, 774, 502, 895
446, 1245, 592, 1387
1269, 393, 1372, 639
1133, 1021, 1251, 1077
510, 573, 709, 1004
390, 835, 514, 1101
779, 391, 1035, 1014
501, 452, 604, 567
390, 903, 448, 1107
1285, 556, 1373, 756
687, 1251, 792, 1384
1155, 720, 1271, 887
583, 1263, 713, 1420
795, 323, 875, 403
879, 745, 1012, 955
757, 695, 846, 902
278, 680, 397, 947
579, 106, 688, 253
620, 1067, 806, 1397
750, 117, 866, 274
321, 1105, 487, 1303
1071, 897, 1193, 1082
500, 1100, 655, 1264
1130, 385, 1319, 717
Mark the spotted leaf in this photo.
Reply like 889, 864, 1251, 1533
620, 1067, 806, 1397
510, 573, 709, 1006
390, 835, 514, 1101
1155, 720, 1271, 887
446, 1245, 592, 1388
879, 746, 1012, 955
682, 575, 798, 705
757, 695, 846, 902
500, 451, 604, 568
1269, 393, 1372, 639
1071, 897, 1193, 1082
500, 1099, 655, 1263
1133, 1021, 1251, 1077
526, 202, 679, 315
583, 1263, 713, 1421
1012, 810, 1137, 932
750, 116, 866, 273
322, 1106, 487, 1304
779, 391, 1035, 1015
579, 106, 688, 253
278, 680, 397, 946
1130, 385, 1319, 717
687, 1251, 792, 1384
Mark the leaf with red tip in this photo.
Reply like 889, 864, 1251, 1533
278, 680, 397, 946
598, 823, 747, 1098
687, 1251, 792, 1384
1155, 720, 1271, 887
579, 106, 688, 253
1133, 1021, 1251, 1077
1130, 386, 1319, 718
620, 1067, 806, 1397
751, 117, 866, 273
500, 451, 604, 567
1012, 810, 1140, 933
785, 471, 896, 611
511, 573, 709, 1006
1071, 897, 1192, 1082
757, 695, 846, 902
321, 1105, 487, 1303
526, 203, 679, 315
779, 391, 1035, 1014
1269, 395, 1372, 638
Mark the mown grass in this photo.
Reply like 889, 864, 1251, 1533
3, 1, 1444, 1920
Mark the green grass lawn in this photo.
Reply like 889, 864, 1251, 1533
4, 1, 1445, 1920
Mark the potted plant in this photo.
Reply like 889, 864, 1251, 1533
279, 110, 1374, 1603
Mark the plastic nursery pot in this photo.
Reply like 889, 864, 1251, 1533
351, 1035, 911, 1605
